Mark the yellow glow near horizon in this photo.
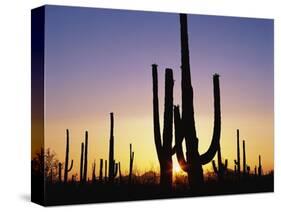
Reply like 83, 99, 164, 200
173, 162, 181, 173
40, 109, 273, 179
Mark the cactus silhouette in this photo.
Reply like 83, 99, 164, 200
129, 143, 134, 184
258, 155, 262, 176
50, 166, 53, 183
83, 131, 88, 182
80, 142, 84, 182
247, 166, 250, 174
212, 141, 228, 181
105, 160, 108, 182
118, 162, 122, 183
172, 14, 221, 190
64, 129, 74, 183
234, 129, 241, 177
113, 160, 118, 179
58, 162, 62, 183
108, 113, 119, 182
242, 140, 247, 176
79, 131, 89, 183
92, 160, 96, 182
99, 159, 103, 181
152, 64, 174, 190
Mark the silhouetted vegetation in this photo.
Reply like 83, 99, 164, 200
64, 129, 73, 183
31, 13, 273, 205
152, 65, 175, 191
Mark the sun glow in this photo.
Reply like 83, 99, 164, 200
173, 162, 181, 173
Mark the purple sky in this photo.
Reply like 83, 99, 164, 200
43, 5, 274, 173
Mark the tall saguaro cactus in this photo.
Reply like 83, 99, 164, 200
129, 143, 134, 184
108, 113, 119, 182
152, 64, 174, 190
83, 131, 88, 182
79, 131, 89, 183
242, 140, 247, 175
64, 129, 74, 183
234, 129, 241, 176
80, 142, 84, 182
173, 14, 221, 190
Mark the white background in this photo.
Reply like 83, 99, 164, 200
0, 0, 280, 211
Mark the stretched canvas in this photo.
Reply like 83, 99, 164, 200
31, 5, 274, 206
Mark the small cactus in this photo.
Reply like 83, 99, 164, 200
80, 142, 84, 182
129, 143, 134, 184
92, 160, 96, 183
64, 129, 73, 183
234, 129, 241, 177
258, 155, 262, 176
58, 162, 62, 183
118, 162, 122, 183
99, 159, 103, 181
79, 131, 89, 183
83, 131, 88, 182
243, 140, 247, 176
105, 160, 107, 182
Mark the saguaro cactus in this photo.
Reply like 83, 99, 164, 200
234, 129, 241, 176
118, 162, 122, 183
58, 162, 62, 182
80, 142, 84, 182
258, 155, 262, 176
172, 14, 221, 190
92, 161, 96, 182
79, 131, 89, 183
105, 160, 108, 182
129, 143, 134, 184
152, 64, 174, 190
83, 131, 88, 182
113, 160, 118, 179
108, 113, 119, 182
64, 129, 74, 183
212, 141, 228, 181
243, 140, 247, 175
99, 159, 103, 181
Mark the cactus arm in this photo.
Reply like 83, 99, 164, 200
174, 105, 188, 172
83, 131, 88, 182
114, 162, 118, 177
152, 64, 163, 162
200, 74, 221, 165
162, 68, 174, 158
68, 160, 73, 172
212, 160, 218, 174
224, 159, 228, 170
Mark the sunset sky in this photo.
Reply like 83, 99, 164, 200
41, 5, 273, 177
